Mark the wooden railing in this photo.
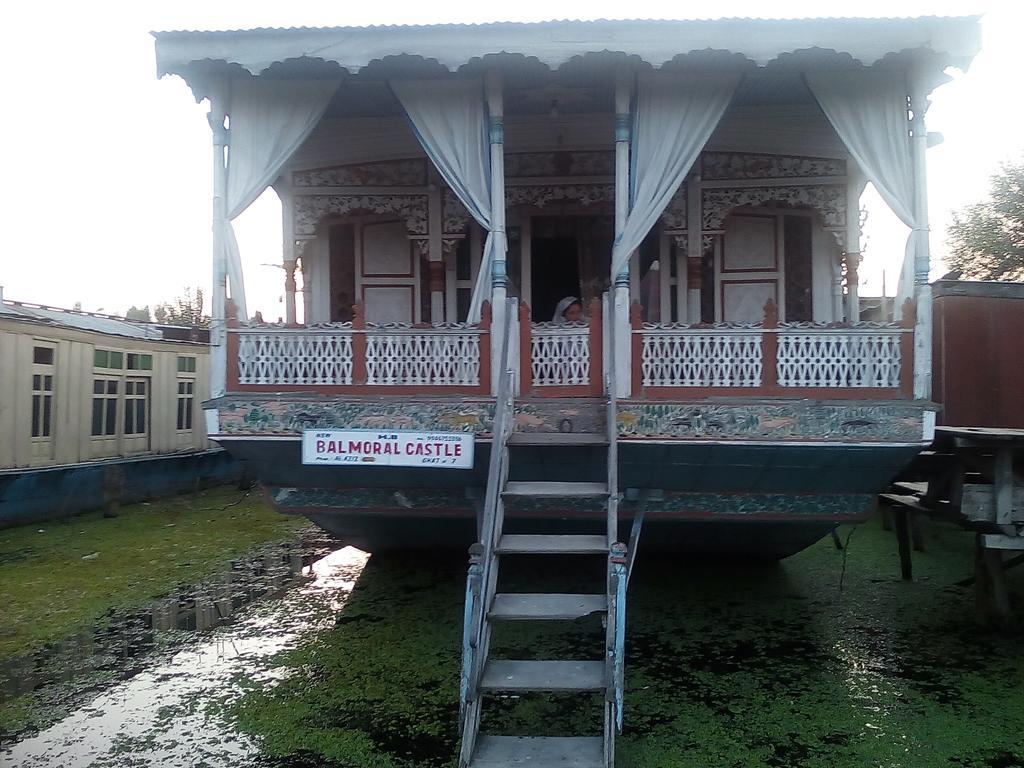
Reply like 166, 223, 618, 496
227, 302, 491, 395
633, 299, 915, 399
518, 298, 604, 397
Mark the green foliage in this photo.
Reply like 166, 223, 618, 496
229, 519, 1024, 767
0, 487, 303, 660
124, 305, 153, 322
946, 159, 1024, 281
154, 287, 210, 328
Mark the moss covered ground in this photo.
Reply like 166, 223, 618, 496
0, 486, 303, 661
230, 517, 1024, 767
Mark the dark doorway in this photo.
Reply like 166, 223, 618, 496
530, 215, 612, 321
532, 235, 579, 321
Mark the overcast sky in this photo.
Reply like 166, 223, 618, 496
0, 0, 1020, 318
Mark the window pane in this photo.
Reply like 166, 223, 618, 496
142, 355, 152, 370
186, 382, 193, 394
189, 357, 196, 372
33, 346, 54, 365
185, 404, 192, 430
126, 381, 135, 395
105, 399, 117, 435
91, 400, 103, 436
32, 395, 41, 437
177, 399, 185, 430
109, 351, 123, 369
33, 374, 41, 390
107, 381, 118, 395
137, 401, 146, 434
94, 349, 108, 368
93, 380, 104, 395
127, 353, 137, 369
136, 381, 146, 395
44, 375, 52, 391
43, 396, 52, 437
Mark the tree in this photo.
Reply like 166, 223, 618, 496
124, 305, 152, 322
153, 288, 210, 328
945, 159, 1024, 281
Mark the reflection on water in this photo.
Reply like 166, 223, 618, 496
1, 541, 368, 767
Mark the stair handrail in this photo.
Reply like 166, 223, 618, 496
459, 297, 517, 743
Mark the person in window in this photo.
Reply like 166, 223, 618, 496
551, 296, 583, 323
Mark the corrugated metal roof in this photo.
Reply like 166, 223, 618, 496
1, 301, 169, 341
153, 15, 982, 98
152, 16, 980, 35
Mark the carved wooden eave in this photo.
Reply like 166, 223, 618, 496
292, 194, 429, 236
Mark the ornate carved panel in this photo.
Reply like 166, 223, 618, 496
443, 190, 472, 234
506, 184, 614, 209
505, 151, 615, 178
702, 185, 846, 231
292, 159, 428, 188
293, 194, 428, 236
702, 152, 846, 181
661, 187, 687, 231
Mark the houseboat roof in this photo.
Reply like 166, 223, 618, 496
0, 298, 205, 343
154, 16, 980, 96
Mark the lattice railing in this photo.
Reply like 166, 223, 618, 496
641, 329, 762, 387
236, 329, 354, 385
531, 323, 591, 386
777, 329, 903, 388
365, 329, 482, 386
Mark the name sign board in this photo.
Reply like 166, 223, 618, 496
302, 429, 474, 469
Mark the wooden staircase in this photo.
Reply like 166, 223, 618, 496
459, 299, 628, 768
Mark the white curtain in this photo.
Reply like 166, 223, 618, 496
391, 79, 501, 323
611, 72, 740, 279
223, 78, 340, 318
804, 70, 918, 304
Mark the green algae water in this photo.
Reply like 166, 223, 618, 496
3, 514, 1024, 767
233, 517, 1024, 768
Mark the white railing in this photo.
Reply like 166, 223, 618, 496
641, 327, 763, 387
531, 323, 590, 386
236, 328, 354, 385
777, 327, 903, 388
366, 328, 482, 386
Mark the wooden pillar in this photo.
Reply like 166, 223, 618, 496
519, 302, 532, 395
588, 298, 603, 395
613, 70, 633, 397
630, 301, 643, 396
478, 301, 492, 395
283, 261, 298, 326
845, 169, 864, 323
208, 84, 229, 399
899, 298, 916, 398
762, 299, 779, 391
686, 174, 702, 323
351, 303, 367, 385
910, 71, 933, 401
428, 169, 445, 323
299, 243, 313, 325
486, 70, 507, 391
281, 189, 297, 325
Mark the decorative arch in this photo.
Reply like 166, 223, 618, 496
702, 184, 846, 245
293, 194, 428, 237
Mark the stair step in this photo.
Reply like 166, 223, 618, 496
503, 481, 609, 498
471, 735, 604, 767
490, 593, 606, 621
508, 432, 608, 446
497, 534, 608, 555
481, 659, 605, 692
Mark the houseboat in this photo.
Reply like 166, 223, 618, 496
0, 291, 238, 527
154, 15, 978, 555
156, 17, 979, 766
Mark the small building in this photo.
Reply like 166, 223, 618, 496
0, 291, 236, 527
0, 293, 211, 467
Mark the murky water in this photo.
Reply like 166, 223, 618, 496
1, 539, 368, 767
